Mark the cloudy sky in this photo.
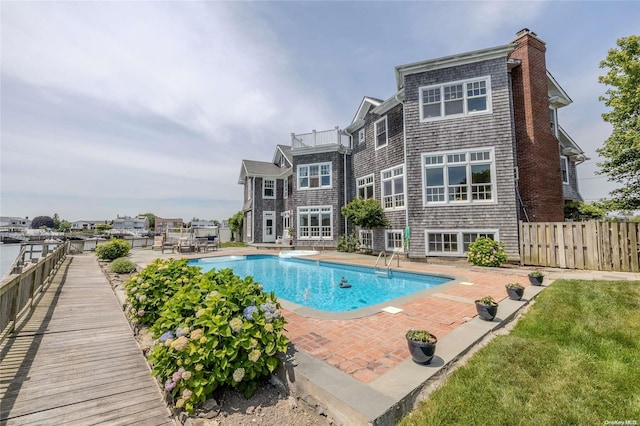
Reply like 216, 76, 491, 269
1, 1, 638, 223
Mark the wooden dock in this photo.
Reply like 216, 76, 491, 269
0, 255, 174, 425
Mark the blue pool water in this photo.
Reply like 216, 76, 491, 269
189, 255, 451, 312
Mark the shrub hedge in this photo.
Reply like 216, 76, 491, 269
95, 239, 131, 261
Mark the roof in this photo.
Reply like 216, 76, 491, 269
273, 145, 293, 167
547, 71, 572, 108
394, 43, 515, 90
238, 159, 286, 184
345, 96, 383, 133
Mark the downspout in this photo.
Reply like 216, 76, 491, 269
251, 176, 255, 244
343, 132, 352, 237
397, 92, 409, 258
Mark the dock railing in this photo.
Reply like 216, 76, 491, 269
0, 241, 68, 344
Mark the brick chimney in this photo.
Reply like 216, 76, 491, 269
509, 29, 564, 222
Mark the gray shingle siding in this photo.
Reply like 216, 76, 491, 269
403, 57, 520, 257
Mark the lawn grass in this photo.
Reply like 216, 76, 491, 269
220, 241, 247, 248
399, 279, 640, 425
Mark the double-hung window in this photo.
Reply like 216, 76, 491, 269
426, 230, 497, 256
358, 128, 365, 145
423, 148, 495, 205
284, 178, 289, 199
560, 156, 569, 184
381, 165, 405, 209
359, 230, 373, 250
357, 174, 374, 199
297, 206, 332, 239
375, 117, 388, 149
298, 162, 331, 189
420, 77, 491, 121
263, 179, 275, 199
385, 230, 403, 252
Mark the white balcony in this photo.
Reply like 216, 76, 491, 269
291, 127, 351, 150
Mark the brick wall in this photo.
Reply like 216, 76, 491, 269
509, 32, 565, 221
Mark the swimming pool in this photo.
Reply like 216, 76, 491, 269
189, 255, 454, 317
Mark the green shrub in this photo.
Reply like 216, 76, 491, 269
466, 237, 507, 267
337, 232, 360, 253
147, 268, 289, 412
124, 258, 203, 327
110, 257, 137, 274
95, 239, 131, 260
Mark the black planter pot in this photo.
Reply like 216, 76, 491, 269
506, 286, 524, 300
475, 301, 498, 321
406, 337, 437, 365
528, 275, 544, 286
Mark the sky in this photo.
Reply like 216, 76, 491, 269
1, 1, 638, 223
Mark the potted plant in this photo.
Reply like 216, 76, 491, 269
475, 296, 498, 321
528, 271, 544, 286
405, 329, 437, 365
505, 283, 525, 300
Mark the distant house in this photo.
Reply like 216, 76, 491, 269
238, 29, 587, 259
190, 219, 216, 228
71, 220, 109, 230
155, 217, 184, 234
0, 216, 32, 231
112, 215, 149, 233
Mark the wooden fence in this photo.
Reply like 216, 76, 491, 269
0, 242, 68, 343
520, 221, 640, 272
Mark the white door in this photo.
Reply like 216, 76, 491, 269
263, 211, 276, 243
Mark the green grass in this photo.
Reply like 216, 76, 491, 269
398, 279, 640, 426
220, 241, 247, 248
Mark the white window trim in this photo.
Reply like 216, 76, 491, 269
358, 128, 365, 144
296, 205, 333, 240
246, 211, 252, 240
263, 179, 276, 199
374, 116, 388, 150
425, 229, 500, 257
560, 155, 569, 185
385, 229, 404, 252
297, 162, 332, 190
284, 178, 289, 199
422, 147, 497, 206
381, 164, 405, 211
356, 174, 375, 199
247, 177, 253, 200
359, 229, 373, 249
419, 76, 492, 122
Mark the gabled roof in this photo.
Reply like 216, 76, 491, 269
395, 43, 515, 90
547, 71, 572, 108
238, 159, 284, 184
345, 96, 383, 133
273, 145, 293, 168
558, 126, 589, 163
371, 89, 405, 115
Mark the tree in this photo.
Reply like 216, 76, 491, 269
597, 35, 640, 210
564, 201, 606, 221
52, 213, 60, 230
58, 220, 72, 232
341, 198, 389, 229
138, 213, 156, 230
31, 215, 54, 229
228, 211, 244, 242
212, 220, 221, 227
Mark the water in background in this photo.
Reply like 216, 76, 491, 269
1, 244, 22, 279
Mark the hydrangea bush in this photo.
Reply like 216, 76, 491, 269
148, 268, 289, 412
95, 239, 131, 261
124, 258, 203, 326
466, 237, 508, 267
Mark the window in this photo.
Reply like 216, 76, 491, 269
423, 148, 495, 205
385, 230, 403, 252
284, 178, 289, 199
247, 177, 253, 200
381, 165, 405, 209
425, 230, 497, 256
374, 117, 388, 149
560, 156, 569, 184
297, 206, 332, 239
359, 230, 373, 249
246, 211, 252, 239
357, 174, 374, 199
282, 210, 290, 234
263, 179, 275, 199
420, 77, 491, 121
298, 162, 331, 189
358, 128, 365, 144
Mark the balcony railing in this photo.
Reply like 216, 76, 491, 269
291, 127, 351, 150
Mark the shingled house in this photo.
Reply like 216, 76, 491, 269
238, 29, 586, 259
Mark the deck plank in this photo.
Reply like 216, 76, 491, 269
0, 255, 174, 426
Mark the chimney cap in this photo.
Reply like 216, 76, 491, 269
516, 28, 538, 37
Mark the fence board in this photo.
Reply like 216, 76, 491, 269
519, 221, 640, 272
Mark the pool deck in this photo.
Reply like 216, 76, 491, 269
128, 247, 640, 425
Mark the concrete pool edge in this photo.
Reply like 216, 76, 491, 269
281, 284, 546, 425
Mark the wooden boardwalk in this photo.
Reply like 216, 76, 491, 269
0, 255, 174, 425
